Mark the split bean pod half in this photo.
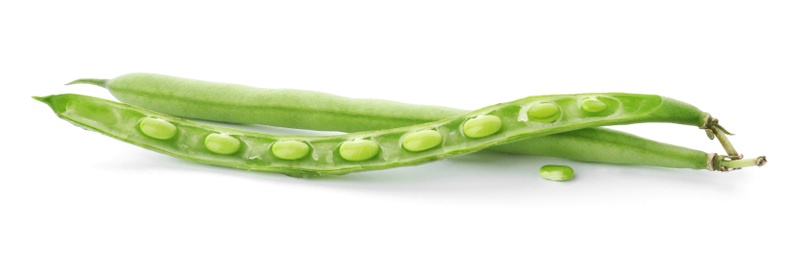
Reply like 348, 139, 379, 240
36, 92, 764, 177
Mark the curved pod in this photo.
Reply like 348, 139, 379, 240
69, 73, 739, 167
36, 92, 765, 177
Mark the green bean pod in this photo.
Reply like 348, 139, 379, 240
38, 93, 758, 177
69, 73, 741, 167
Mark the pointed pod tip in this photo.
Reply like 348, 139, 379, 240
32, 96, 48, 103
66, 78, 108, 88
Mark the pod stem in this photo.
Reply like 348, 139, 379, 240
66, 78, 108, 88
702, 117, 741, 159
709, 154, 767, 171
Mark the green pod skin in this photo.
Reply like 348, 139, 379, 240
495, 128, 708, 169
36, 93, 723, 177
69, 74, 460, 132
70, 73, 727, 169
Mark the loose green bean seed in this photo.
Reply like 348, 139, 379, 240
402, 130, 443, 152
205, 133, 241, 155
339, 139, 380, 161
271, 140, 311, 160
527, 102, 561, 123
138, 117, 177, 140
581, 97, 608, 113
463, 115, 502, 138
539, 165, 575, 181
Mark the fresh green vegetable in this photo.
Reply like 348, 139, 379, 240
37, 93, 762, 177
539, 165, 575, 181
68, 73, 742, 167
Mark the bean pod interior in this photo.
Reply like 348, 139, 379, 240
37, 92, 710, 177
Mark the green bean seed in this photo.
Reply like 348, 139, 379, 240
580, 97, 608, 113
527, 102, 561, 123
463, 115, 502, 138
339, 139, 381, 161
138, 117, 177, 140
272, 140, 311, 160
205, 133, 241, 155
539, 165, 575, 181
402, 130, 443, 152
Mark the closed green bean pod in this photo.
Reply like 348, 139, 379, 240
70, 73, 743, 169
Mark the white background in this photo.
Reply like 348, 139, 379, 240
1, 1, 791, 259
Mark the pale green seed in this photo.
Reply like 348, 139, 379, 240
527, 102, 561, 123
272, 140, 311, 160
581, 97, 607, 113
138, 117, 177, 140
539, 165, 575, 181
402, 130, 443, 152
463, 115, 502, 138
339, 140, 380, 161
205, 133, 241, 155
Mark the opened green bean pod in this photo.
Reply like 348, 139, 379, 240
36, 92, 762, 177
70, 73, 746, 169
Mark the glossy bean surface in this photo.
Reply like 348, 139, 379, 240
539, 165, 575, 181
